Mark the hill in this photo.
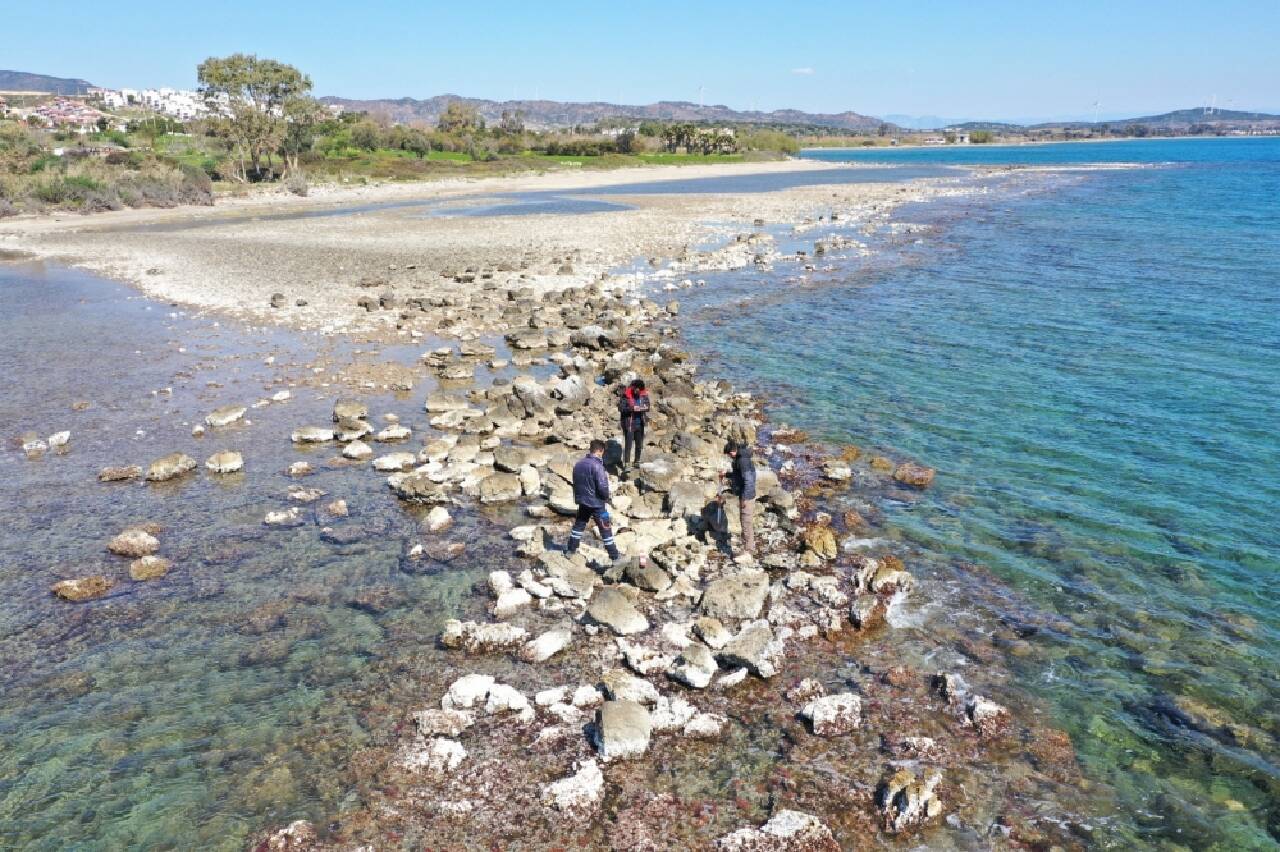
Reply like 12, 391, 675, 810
321, 94, 886, 131
0, 70, 95, 94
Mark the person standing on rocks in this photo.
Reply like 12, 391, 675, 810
618, 379, 651, 471
721, 439, 757, 558
566, 439, 622, 561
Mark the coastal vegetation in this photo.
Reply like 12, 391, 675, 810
0, 55, 799, 216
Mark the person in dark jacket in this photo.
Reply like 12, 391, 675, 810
618, 379, 651, 469
720, 439, 757, 557
566, 439, 621, 560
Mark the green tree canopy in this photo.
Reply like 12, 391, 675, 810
197, 53, 312, 180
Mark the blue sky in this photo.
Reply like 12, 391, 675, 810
10, 1, 1280, 121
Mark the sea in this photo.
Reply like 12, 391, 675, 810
676, 138, 1280, 849
0, 137, 1276, 850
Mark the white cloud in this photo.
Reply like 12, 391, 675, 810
791, 67, 815, 76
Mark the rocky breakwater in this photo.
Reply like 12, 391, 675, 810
251, 272, 1087, 850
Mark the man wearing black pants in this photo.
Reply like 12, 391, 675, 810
566, 439, 621, 561
618, 379, 650, 471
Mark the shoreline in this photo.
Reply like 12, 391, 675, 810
3, 163, 1099, 849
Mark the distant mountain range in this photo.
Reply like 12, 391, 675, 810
947, 107, 1280, 132
319, 94, 886, 131
5, 69, 1278, 135
0, 70, 94, 95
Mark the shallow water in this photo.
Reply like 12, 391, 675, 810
678, 138, 1280, 848
0, 264, 531, 849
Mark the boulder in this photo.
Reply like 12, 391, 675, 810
800, 693, 861, 736
389, 472, 448, 503
424, 506, 452, 532
441, 619, 529, 653
375, 424, 412, 442
51, 576, 114, 602
290, 426, 334, 443
877, 768, 943, 834
442, 673, 494, 710
342, 440, 373, 460
205, 451, 244, 474
668, 642, 718, 689
666, 480, 710, 518
521, 627, 573, 663
701, 571, 769, 620
594, 700, 651, 760
717, 621, 784, 679
587, 587, 650, 635
623, 557, 672, 593
801, 526, 838, 560
145, 452, 197, 482
479, 472, 523, 503
600, 669, 660, 705
372, 452, 417, 472
682, 712, 728, 740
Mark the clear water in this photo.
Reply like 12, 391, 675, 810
0, 264, 518, 850
672, 138, 1280, 848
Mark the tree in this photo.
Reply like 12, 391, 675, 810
197, 53, 312, 181
280, 96, 328, 174
437, 101, 479, 133
615, 129, 641, 154
350, 120, 383, 151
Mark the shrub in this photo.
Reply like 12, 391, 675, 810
285, 170, 308, 196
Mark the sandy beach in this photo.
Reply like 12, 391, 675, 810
0, 159, 971, 336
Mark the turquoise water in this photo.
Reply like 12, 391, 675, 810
679, 138, 1280, 848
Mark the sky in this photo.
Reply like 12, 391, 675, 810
8, 1, 1280, 122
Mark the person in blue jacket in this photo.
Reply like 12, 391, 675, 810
566, 439, 621, 560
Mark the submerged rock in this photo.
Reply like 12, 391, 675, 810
108, 528, 159, 558
129, 555, 172, 581
397, 736, 467, 776
541, 759, 604, 815
412, 708, 475, 738
51, 576, 114, 602
893, 461, 936, 488
98, 465, 142, 482
716, 810, 838, 851
145, 452, 197, 482
205, 450, 243, 474
205, 405, 246, 428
